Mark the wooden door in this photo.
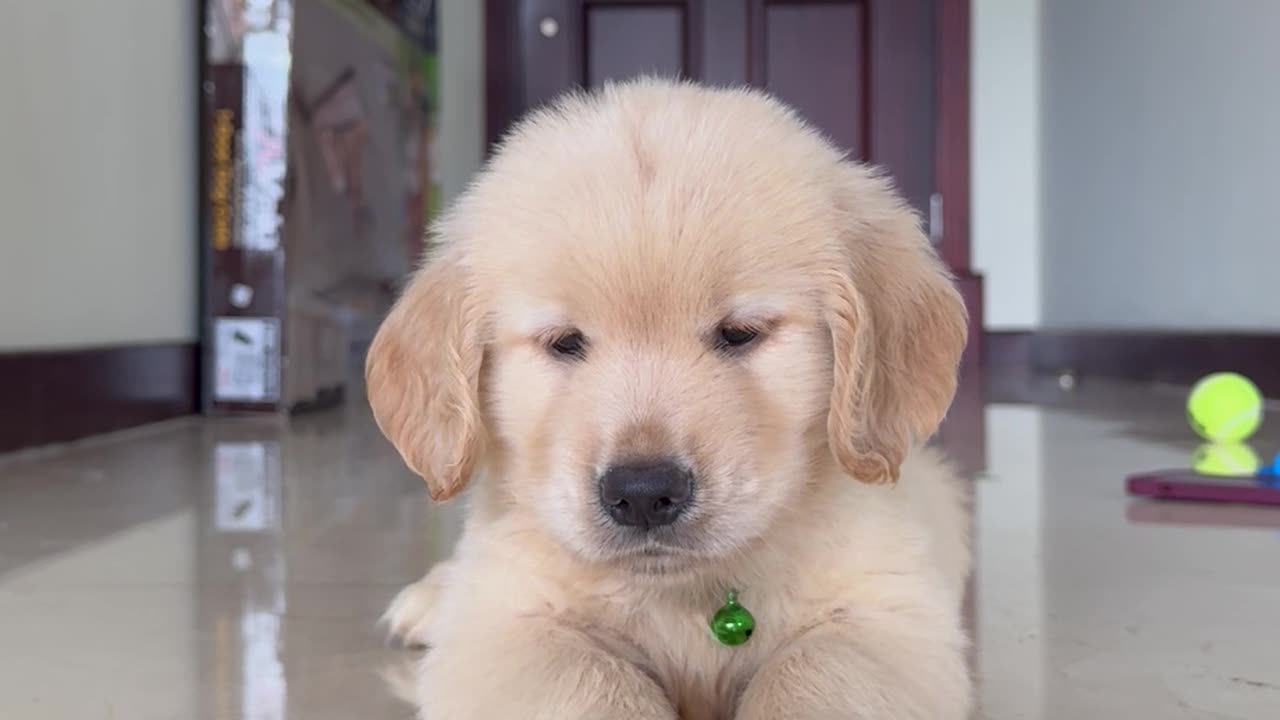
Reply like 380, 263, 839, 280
485, 0, 979, 365
489, 0, 937, 237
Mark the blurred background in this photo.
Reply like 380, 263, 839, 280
0, 1, 1277, 718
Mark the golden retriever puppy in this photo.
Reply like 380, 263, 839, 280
367, 79, 971, 720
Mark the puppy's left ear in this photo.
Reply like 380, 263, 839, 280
824, 165, 968, 484
365, 243, 485, 501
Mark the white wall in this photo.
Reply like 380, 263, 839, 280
438, 0, 486, 204
972, 0, 1042, 329
0, 2, 198, 351
1040, 0, 1280, 330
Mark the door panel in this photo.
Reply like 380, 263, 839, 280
760, 2, 868, 157
586, 6, 688, 88
701, 2, 748, 86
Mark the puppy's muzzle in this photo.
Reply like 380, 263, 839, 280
598, 459, 693, 529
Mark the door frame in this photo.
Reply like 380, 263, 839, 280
935, 0, 971, 275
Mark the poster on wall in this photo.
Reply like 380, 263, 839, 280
201, 0, 438, 413
205, 0, 292, 252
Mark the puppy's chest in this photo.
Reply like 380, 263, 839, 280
618, 597, 785, 720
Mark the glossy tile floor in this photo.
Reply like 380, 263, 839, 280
1, 378, 1277, 719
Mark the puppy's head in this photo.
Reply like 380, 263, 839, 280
367, 81, 966, 575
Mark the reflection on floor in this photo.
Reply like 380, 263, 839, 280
0, 379, 1277, 719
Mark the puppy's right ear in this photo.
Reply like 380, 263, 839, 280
365, 245, 484, 501
824, 166, 968, 485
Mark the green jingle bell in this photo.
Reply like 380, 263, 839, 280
709, 590, 755, 646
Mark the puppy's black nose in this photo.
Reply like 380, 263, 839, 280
599, 460, 693, 528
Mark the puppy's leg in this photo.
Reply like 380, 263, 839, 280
735, 618, 971, 720
383, 562, 453, 648
418, 619, 676, 720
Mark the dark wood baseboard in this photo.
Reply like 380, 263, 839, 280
986, 330, 1280, 398
0, 343, 199, 454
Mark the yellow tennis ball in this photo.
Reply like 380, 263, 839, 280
1187, 372, 1263, 442
1192, 443, 1260, 476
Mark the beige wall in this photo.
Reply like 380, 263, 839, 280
0, 1, 486, 352
0, 2, 198, 351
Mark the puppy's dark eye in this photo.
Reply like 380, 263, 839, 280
549, 330, 587, 360
716, 324, 760, 352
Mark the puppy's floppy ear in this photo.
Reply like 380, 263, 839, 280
824, 165, 968, 484
365, 243, 484, 501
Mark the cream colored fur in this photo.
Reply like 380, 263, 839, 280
368, 80, 972, 720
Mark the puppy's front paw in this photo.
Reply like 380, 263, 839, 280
382, 565, 450, 649
419, 618, 678, 720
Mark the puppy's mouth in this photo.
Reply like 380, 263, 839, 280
603, 533, 710, 577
